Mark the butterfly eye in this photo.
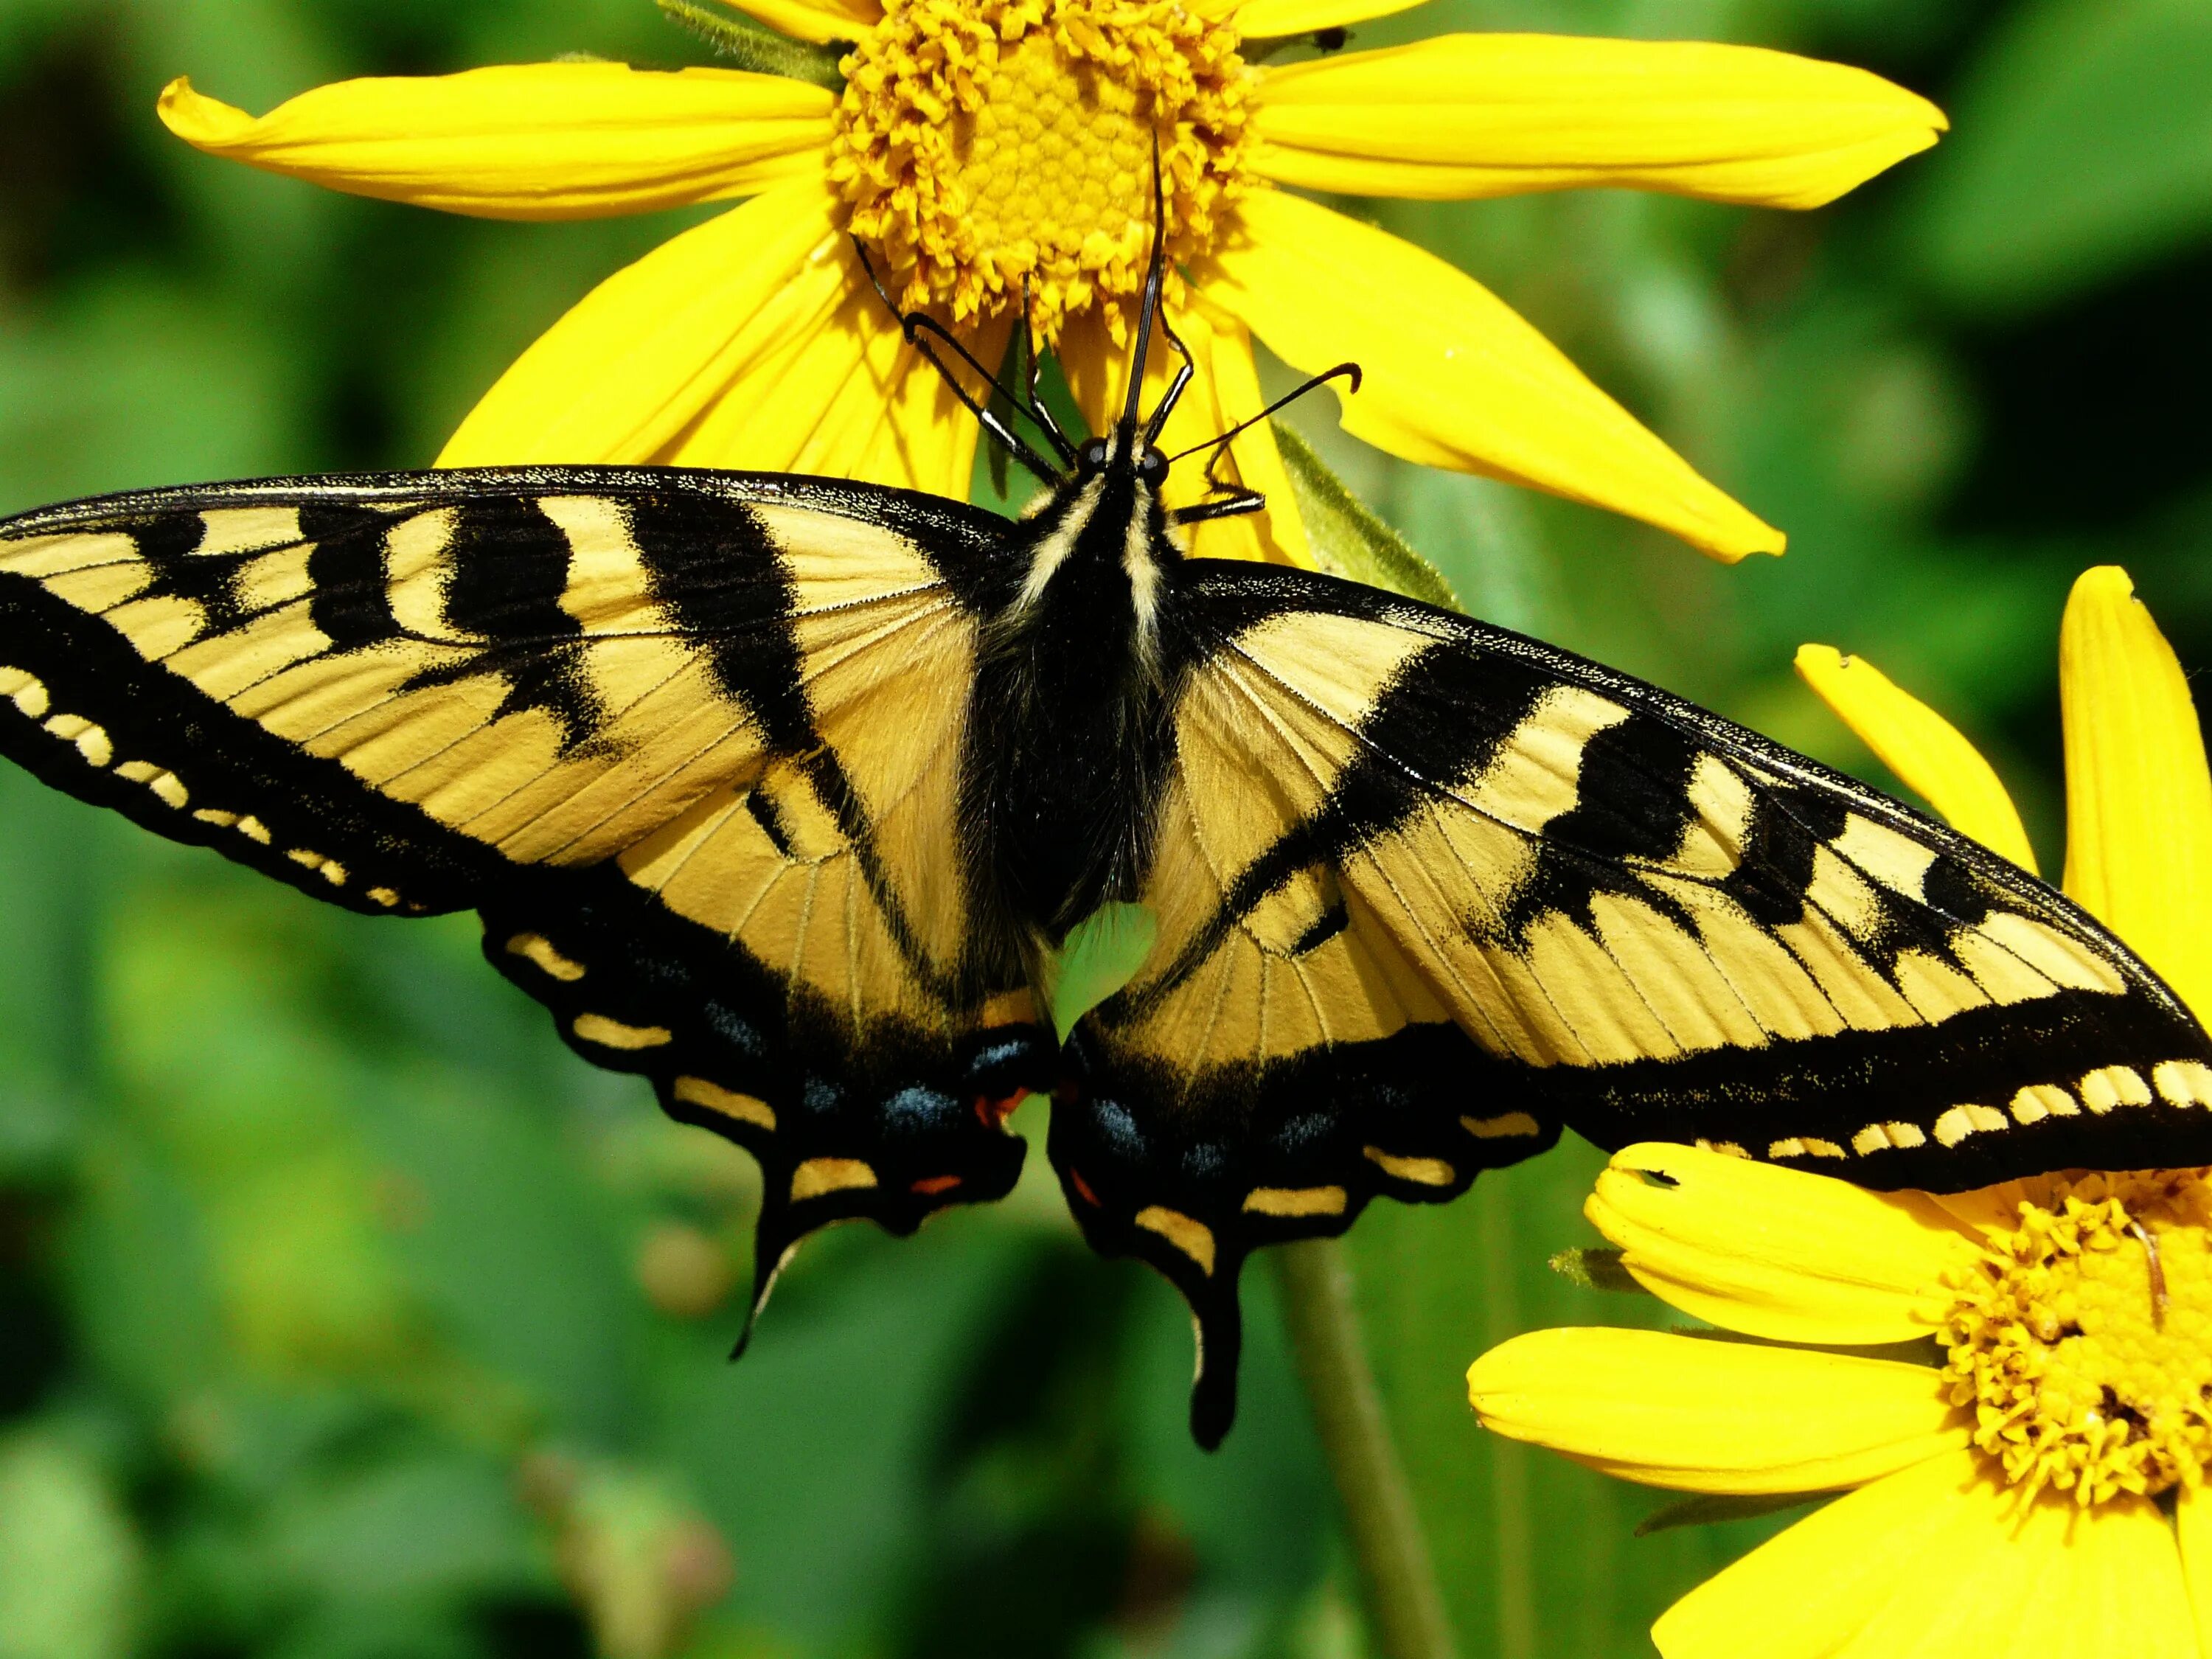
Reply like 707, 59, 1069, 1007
1136, 446, 1169, 487
1079, 438, 1111, 474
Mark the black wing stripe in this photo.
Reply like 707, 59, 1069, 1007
1236, 641, 1552, 894
619, 493, 964, 990
413, 496, 602, 749
129, 509, 249, 633
305, 507, 407, 650
632, 491, 813, 751
1128, 629, 1552, 1005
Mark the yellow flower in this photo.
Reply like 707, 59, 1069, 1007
1467, 566, 2212, 1658
156, 0, 1944, 566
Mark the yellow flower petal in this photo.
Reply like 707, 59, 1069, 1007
2176, 1482, 2212, 1655
1224, 0, 1422, 36
1794, 644, 2039, 874
1169, 294, 1313, 566
671, 273, 1001, 498
1057, 299, 1313, 565
715, 0, 880, 44
1586, 1143, 1976, 1345
1202, 190, 1784, 561
159, 66, 830, 220
1467, 1326, 1961, 1495
1252, 35, 1944, 207
1652, 1451, 1981, 1658
1938, 1496, 2192, 1659
2025, 1496, 2197, 1659
1919, 1178, 2051, 1242
439, 181, 838, 467
2059, 566, 2212, 1023
1655, 1456, 2193, 1659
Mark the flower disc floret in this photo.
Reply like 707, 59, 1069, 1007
828, 0, 1251, 341
1941, 1169, 2212, 1506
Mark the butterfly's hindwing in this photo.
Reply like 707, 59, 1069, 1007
0, 467, 1058, 1303
483, 862, 1051, 1319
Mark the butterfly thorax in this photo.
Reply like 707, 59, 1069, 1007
963, 429, 1183, 978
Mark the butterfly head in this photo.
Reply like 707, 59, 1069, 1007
1074, 429, 1170, 490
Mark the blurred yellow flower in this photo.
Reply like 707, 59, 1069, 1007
1467, 566, 2212, 1659
157, 0, 1944, 565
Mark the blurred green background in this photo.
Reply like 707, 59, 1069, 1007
2, 0, 2209, 1655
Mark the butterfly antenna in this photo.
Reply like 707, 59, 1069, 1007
1121, 140, 1172, 435
1164, 361, 1362, 465
1161, 361, 1360, 526
851, 238, 1067, 481
904, 310, 1079, 466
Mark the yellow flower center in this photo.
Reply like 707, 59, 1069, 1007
827, 0, 1250, 342
1941, 1170, 2212, 1506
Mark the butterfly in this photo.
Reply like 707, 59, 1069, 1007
1, 258, 2209, 1448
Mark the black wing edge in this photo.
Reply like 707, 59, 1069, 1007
0, 563, 497, 914
0, 464, 1014, 566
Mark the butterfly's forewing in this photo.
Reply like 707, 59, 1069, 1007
0, 467, 1057, 1310
1068, 563, 2212, 1423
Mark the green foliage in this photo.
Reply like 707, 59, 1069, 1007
0, 0, 2207, 1656
1631, 1492, 1827, 1540
0, 1431, 142, 1659
1915, 0, 2212, 313
654, 0, 849, 89
1273, 424, 1459, 611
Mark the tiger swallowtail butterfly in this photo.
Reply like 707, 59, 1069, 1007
1, 266, 2208, 1446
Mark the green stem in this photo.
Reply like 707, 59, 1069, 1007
1273, 1238, 1458, 1659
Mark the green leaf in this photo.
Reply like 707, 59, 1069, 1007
0, 1433, 142, 1659
656, 0, 848, 90
1916, 0, 2212, 312
1040, 904, 1157, 1043
1271, 422, 1461, 612
273, 1453, 546, 1603
1634, 1491, 1829, 1538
